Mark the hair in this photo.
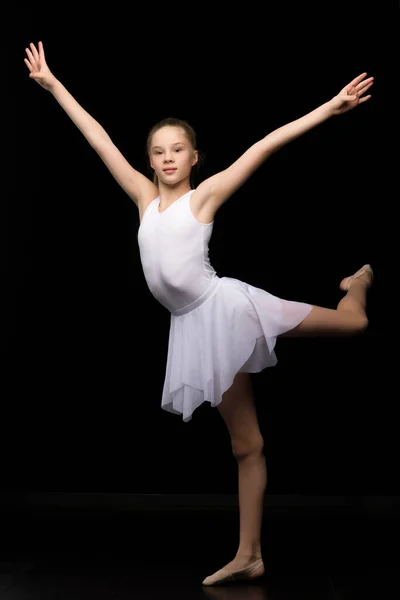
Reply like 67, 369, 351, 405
146, 117, 205, 188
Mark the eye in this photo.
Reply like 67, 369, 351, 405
154, 151, 162, 155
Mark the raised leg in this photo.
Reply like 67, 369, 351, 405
281, 264, 373, 337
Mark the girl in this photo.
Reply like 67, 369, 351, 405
24, 41, 374, 586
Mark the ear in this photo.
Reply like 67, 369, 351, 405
192, 149, 199, 166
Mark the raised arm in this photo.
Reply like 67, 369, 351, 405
195, 73, 374, 215
24, 41, 157, 207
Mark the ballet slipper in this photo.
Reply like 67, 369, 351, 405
202, 557, 265, 586
340, 264, 374, 291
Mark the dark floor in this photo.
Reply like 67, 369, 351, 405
0, 494, 398, 599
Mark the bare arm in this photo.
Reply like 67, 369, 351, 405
195, 72, 374, 215
24, 41, 157, 207
50, 79, 112, 146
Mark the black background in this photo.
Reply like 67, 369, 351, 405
4, 7, 396, 495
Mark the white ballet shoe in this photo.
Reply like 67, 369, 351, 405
202, 557, 265, 586
340, 264, 374, 291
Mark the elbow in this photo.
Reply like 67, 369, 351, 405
257, 137, 277, 160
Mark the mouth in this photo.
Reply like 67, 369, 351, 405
163, 168, 177, 174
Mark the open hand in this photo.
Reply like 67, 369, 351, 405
330, 72, 374, 115
24, 41, 57, 91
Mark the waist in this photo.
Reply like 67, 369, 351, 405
171, 275, 221, 316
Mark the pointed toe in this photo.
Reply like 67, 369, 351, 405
202, 569, 233, 586
202, 558, 265, 586
340, 264, 374, 291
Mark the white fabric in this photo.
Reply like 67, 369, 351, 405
137, 189, 312, 422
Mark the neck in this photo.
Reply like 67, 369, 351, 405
158, 181, 192, 205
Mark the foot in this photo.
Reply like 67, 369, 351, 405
202, 556, 265, 586
340, 264, 374, 292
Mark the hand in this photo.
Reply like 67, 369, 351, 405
24, 41, 58, 91
330, 72, 374, 115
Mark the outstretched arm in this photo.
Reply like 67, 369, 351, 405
196, 73, 374, 214
24, 41, 157, 207
255, 72, 373, 155
25, 42, 119, 149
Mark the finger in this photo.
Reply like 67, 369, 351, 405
25, 47, 36, 66
356, 75, 373, 85
30, 42, 40, 61
358, 81, 374, 96
348, 72, 368, 88
38, 40, 45, 61
24, 57, 33, 72
357, 79, 374, 94
358, 95, 372, 104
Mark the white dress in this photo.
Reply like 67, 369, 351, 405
137, 189, 312, 422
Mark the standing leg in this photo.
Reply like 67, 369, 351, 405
202, 372, 266, 585
281, 264, 373, 337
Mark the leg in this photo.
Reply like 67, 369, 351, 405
281, 265, 373, 337
203, 372, 267, 585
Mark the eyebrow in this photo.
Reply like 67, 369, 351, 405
151, 142, 186, 150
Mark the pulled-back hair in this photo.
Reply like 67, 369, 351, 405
146, 117, 205, 187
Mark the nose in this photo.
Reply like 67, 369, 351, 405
163, 155, 174, 163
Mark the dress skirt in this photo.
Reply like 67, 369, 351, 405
161, 276, 312, 422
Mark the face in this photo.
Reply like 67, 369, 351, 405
149, 126, 198, 185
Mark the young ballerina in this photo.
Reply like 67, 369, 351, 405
24, 41, 374, 586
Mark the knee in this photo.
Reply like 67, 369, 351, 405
353, 314, 369, 335
232, 437, 265, 461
